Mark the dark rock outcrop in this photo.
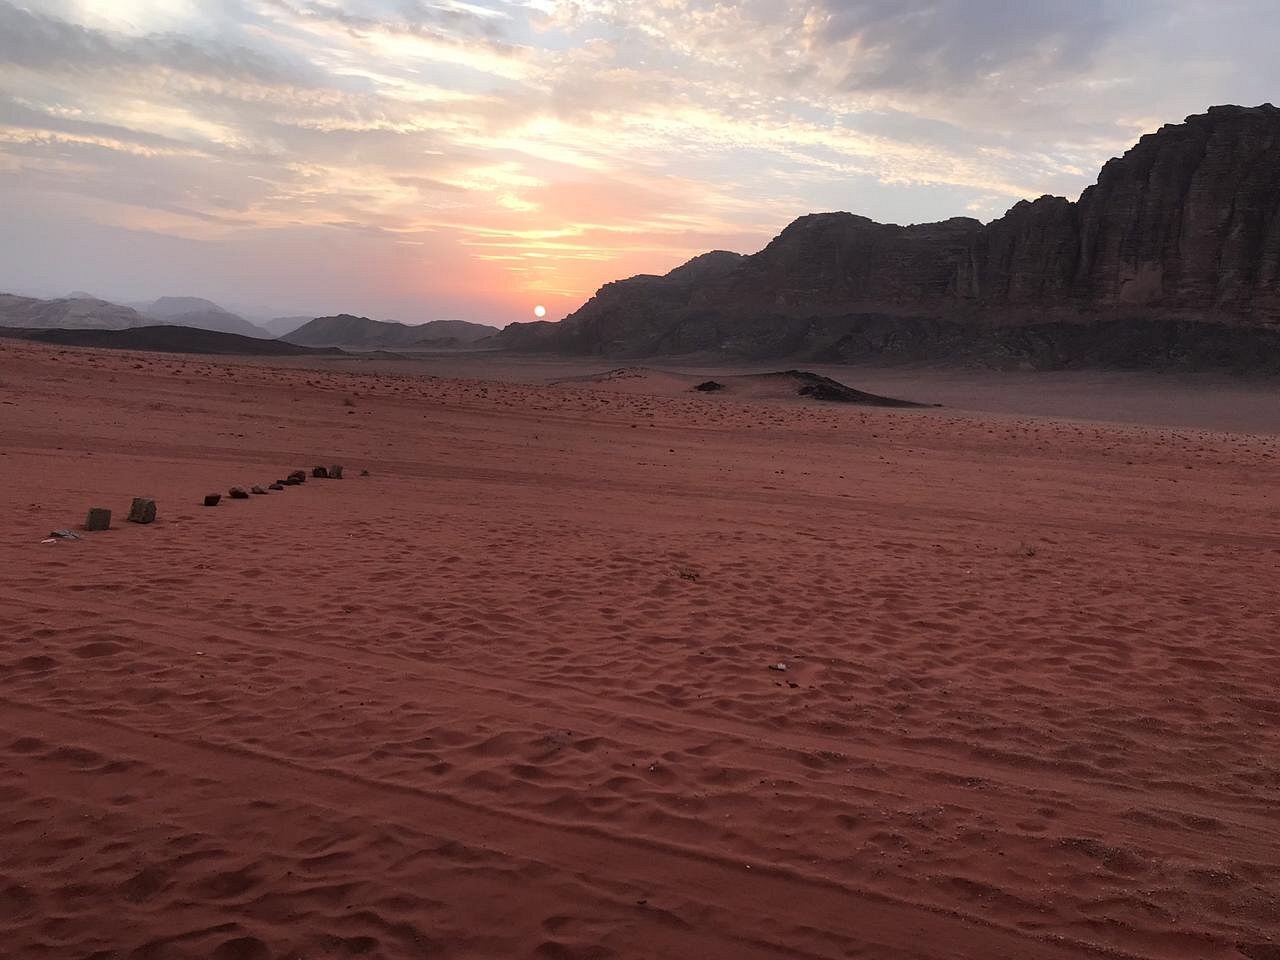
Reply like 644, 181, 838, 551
498, 105, 1280, 371
776, 371, 927, 406
127, 498, 156, 524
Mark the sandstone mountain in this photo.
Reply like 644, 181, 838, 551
499, 105, 1280, 371
0, 292, 275, 339
0, 293, 144, 330
143, 297, 268, 338
285, 314, 499, 349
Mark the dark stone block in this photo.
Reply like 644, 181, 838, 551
269, 483, 284, 491
251, 486, 267, 495
85, 507, 111, 531
229, 487, 250, 499
329, 465, 343, 479
312, 466, 329, 478
127, 497, 156, 524
203, 494, 221, 507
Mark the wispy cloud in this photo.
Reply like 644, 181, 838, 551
0, 0, 1275, 323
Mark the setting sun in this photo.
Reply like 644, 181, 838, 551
533, 304, 547, 318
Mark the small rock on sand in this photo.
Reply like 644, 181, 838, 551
288, 470, 307, 483
251, 485, 267, 495
203, 494, 221, 507
84, 507, 111, 531
768, 662, 788, 672
312, 466, 329, 479
127, 497, 156, 524
229, 487, 250, 499
269, 483, 284, 491
330, 465, 343, 479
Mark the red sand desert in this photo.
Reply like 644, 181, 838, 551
1, 338, 1278, 960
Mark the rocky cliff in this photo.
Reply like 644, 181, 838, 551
500, 105, 1280, 370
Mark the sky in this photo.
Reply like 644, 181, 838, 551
1, 1, 1277, 327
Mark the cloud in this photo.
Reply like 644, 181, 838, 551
0, 1, 291, 80
814, 0, 1114, 91
0, 0, 1273, 323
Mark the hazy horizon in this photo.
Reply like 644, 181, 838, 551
0, 285, 502, 329
2, 1, 1278, 327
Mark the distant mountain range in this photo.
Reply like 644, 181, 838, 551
0, 293, 143, 330
141, 297, 267, 338
0, 292, 275, 338
499, 104, 1280, 372
284, 314, 498, 348
0, 294, 497, 349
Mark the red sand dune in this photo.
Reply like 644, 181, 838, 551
0, 338, 1278, 960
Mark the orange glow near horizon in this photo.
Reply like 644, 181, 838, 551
0, 1, 1211, 324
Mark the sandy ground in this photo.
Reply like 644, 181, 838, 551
288, 351, 1280, 434
1, 338, 1278, 960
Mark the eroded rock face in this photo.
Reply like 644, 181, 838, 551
1070, 105, 1280, 314
498, 105, 1280, 369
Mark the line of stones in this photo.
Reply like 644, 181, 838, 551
83, 464, 352, 530
203, 465, 344, 507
